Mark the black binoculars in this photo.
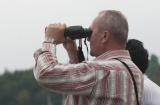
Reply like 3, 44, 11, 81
64, 26, 92, 40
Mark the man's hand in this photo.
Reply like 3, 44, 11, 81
63, 37, 78, 63
45, 23, 66, 44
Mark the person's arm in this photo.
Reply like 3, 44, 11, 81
33, 43, 96, 95
33, 23, 96, 95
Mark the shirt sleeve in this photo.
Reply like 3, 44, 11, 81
33, 43, 96, 95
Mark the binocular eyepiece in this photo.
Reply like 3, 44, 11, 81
64, 26, 92, 40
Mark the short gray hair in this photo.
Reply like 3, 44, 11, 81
98, 10, 129, 44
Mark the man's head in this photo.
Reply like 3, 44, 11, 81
89, 10, 129, 57
126, 39, 149, 74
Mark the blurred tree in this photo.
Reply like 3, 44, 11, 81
146, 54, 160, 86
16, 89, 31, 105
0, 68, 62, 105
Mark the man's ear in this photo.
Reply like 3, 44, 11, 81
102, 31, 110, 43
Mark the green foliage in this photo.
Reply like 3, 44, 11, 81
0, 69, 62, 105
146, 54, 160, 86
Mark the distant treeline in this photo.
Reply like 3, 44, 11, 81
146, 54, 160, 85
0, 69, 63, 105
0, 54, 160, 105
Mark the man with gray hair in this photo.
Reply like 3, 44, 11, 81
33, 10, 143, 105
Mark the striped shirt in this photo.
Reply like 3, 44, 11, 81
33, 43, 143, 105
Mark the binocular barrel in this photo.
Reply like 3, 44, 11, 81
64, 26, 92, 40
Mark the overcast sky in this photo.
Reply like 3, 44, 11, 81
0, 0, 160, 74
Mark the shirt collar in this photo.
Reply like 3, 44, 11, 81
94, 50, 131, 61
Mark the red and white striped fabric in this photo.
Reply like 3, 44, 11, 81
33, 43, 143, 105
